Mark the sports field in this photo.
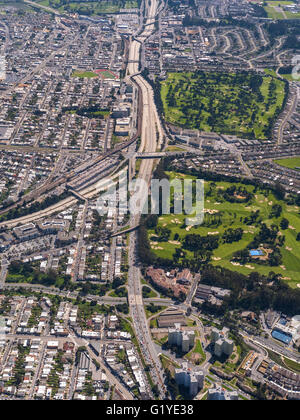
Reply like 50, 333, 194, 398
71, 70, 98, 78
94, 69, 118, 79
147, 172, 300, 288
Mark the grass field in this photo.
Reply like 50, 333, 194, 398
161, 72, 286, 140
254, 1, 300, 19
264, 68, 295, 82
71, 70, 98, 78
274, 157, 300, 171
185, 338, 206, 365
268, 349, 300, 373
283, 356, 300, 373
147, 172, 300, 288
159, 354, 180, 376
142, 285, 158, 298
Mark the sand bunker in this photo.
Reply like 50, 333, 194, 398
171, 219, 180, 224
204, 209, 219, 215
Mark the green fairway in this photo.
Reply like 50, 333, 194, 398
147, 172, 300, 287
264, 68, 295, 82
274, 157, 300, 171
161, 72, 286, 140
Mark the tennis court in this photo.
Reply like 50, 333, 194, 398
271, 329, 292, 345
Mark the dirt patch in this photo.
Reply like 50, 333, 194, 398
152, 332, 168, 341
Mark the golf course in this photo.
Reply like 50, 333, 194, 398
147, 171, 300, 288
161, 71, 286, 140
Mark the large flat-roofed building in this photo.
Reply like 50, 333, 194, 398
38, 219, 69, 235
13, 223, 40, 242
114, 124, 129, 136
157, 309, 187, 328
195, 284, 212, 300
0, 125, 13, 144
195, 284, 230, 303
112, 104, 131, 118
271, 314, 300, 345
12, 220, 69, 243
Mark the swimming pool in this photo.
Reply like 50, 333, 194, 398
250, 249, 264, 256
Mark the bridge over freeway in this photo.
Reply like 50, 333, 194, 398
110, 224, 140, 237
135, 150, 188, 159
67, 188, 88, 202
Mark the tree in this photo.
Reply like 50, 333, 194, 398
274, 182, 285, 200
280, 218, 289, 230
152, 384, 159, 397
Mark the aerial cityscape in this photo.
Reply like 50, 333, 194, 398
0, 0, 299, 403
